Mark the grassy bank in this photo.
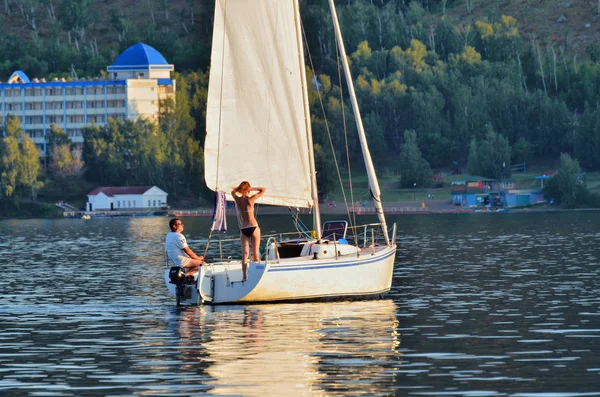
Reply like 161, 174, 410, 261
0, 199, 64, 219
324, 168, 600, 204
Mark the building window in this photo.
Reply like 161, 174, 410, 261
148, 200, 151, 207
153, 200, 156, 207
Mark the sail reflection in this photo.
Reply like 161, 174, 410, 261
176, 300, 400, 396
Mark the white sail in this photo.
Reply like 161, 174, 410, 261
205, 0, 314, 208
166, 0, 398, 307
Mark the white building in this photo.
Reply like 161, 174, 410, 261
0, 43, 175, 155
86, 186, 168, 211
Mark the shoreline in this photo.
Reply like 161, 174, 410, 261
3, 201, 598, 220
168, 200, 565, 217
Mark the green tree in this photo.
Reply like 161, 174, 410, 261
574, 102, 600, 170
4, 116, 23, 139
512, 137, 531, 165
313, 143, 337, 198
467, 126, 511, 178
544, 153, 587, 207
49, 144, 84, 179
18, 135, 44, 200
398, 130, 432, 188
58, 0, 92, 45
158, 75, 198, 199
46, 124, 71, 149
1, 136, 20, 198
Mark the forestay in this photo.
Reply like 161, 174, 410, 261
205, 0, 314, 209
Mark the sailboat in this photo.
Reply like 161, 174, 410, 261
164, 0, 397, 305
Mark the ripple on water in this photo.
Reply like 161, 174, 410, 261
1, 213, 600, 395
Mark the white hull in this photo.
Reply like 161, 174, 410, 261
165, 242, 396, 305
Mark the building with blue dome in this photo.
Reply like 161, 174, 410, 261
0, 43, 176, 156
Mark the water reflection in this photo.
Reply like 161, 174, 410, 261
2, 212, 600, 395
170, 300, 400, 396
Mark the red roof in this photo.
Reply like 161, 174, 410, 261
88, 186, 154, 196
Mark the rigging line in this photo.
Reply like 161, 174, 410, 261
288, 207, 311, 238
300, 15, 357, 241
333, 27, 359, 245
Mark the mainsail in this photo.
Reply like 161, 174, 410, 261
205, 0, 315, 209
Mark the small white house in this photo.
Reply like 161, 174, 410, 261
86, 186, 168, 211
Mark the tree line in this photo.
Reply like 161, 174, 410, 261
0, 72, 209, 208
2, 0, 600, 209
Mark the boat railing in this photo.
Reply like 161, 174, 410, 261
207, 222, 393, 262
265, 237, 280, 265
344, 222, 395, 248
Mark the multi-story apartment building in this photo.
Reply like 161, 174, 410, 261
0, 42, 175, 155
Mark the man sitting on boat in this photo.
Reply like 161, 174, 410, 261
165, 218, 205, 276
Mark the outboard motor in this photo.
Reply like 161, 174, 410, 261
168, 267, 192, 306
168, 266, 186, 285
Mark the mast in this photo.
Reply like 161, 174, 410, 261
327, 0, 390, 245
294, 0, 322, 238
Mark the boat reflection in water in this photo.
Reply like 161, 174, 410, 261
174, 300, 400, 396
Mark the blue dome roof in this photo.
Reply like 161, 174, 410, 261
9, 70, 30, 83
112, 43, 168, 67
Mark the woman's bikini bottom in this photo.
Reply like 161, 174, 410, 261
240, 226, 257, 237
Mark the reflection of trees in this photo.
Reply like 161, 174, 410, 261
169, 300, 400, 396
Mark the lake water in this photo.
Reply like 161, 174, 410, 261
1, 211, 600, 396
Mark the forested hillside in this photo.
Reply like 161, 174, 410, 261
2, 0, 600, 210
0, 0, 214, 78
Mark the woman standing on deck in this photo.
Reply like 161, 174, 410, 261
231, 181, 266, 282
